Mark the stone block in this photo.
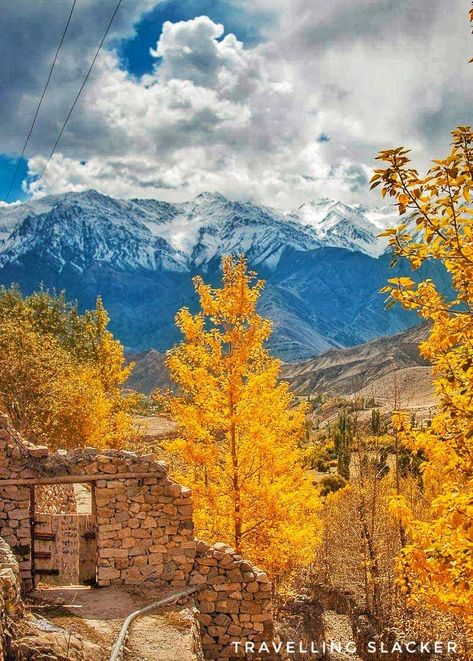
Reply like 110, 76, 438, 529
98, 568, 120, 580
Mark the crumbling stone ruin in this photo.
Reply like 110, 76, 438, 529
0, 414, 274, 659
192, 540, 272, 659
0, 537, 23, 659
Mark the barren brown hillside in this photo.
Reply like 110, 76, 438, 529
127, 323, 436, 411
126, 349, 171, 395
281, 322, 435, 407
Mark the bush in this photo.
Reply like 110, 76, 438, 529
315, 459, 330, 473
302, 443, 335, 471
319, 474, 347, 496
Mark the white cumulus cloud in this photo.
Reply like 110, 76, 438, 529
4, 0, 470, 208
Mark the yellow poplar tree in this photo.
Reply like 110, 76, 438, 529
86, 297, 133, 394
165, 256, 320, 582
371, 126, 473, 625
85, 297, 139, 446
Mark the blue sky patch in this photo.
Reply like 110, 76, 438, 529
0, 154, 29, 203
118, 0, 272, 77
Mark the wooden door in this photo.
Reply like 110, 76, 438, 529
79, 515, 97, 585
33, 513, 96, 586
33, 514, 79, 586
33, 514, 60, 586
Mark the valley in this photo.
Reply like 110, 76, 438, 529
128, 322, 437, 413
282, 322, 435, 407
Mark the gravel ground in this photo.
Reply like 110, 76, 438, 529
322, 611, 364, 661
31, 585, 197, 661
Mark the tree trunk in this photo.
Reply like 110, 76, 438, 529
229, 391, 242, 552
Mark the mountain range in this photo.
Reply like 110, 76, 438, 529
127, 324, 436, 413
0, 190, 449, 360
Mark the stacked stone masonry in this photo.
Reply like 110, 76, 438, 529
0, 536, 23, 659
0, 414, 275, 659
35, 483, 78, 514
192, 540, 273, 659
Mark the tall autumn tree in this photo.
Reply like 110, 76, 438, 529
164, 256, 320, 582
371, 125, 473, 626
0, 288, 137, 449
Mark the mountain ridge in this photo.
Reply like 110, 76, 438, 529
0, 190, 447, 360
126, 323, 434, 405
0, 189, 397, 270
280, 322, 436, 411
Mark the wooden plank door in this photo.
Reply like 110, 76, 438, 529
79, 515, 97, 585
55, 514, 80, 585
33, 514, 80, 585
33, 514, 59, 586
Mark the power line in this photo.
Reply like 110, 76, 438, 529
24, 0, 123, 207
3, 0, 78, 203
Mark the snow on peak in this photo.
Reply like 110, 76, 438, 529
193, 191, 227, 204
0, 190, 397, 273
293, 198, 390, 257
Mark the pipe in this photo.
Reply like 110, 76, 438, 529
109, 586, 199, 661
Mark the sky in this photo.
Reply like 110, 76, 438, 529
0, 0, 471, 208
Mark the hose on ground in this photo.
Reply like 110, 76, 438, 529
109, 586, 199, 661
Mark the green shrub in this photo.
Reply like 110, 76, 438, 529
320, 474, 347, 496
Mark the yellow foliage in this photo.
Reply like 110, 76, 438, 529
372, 127, 473, 626
86, 297, 134, 393
164, 256, 321, 583
0, 289, 137, 449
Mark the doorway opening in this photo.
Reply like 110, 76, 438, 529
31, 483, 97, 588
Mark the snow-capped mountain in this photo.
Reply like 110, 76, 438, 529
0, 190, 392, 274
0, 190, 447, 360
293, 199, 392, 257
0, 192, 187, 273
144, 191, 323, 270
0, 196, 57, 242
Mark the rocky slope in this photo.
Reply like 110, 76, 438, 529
126, 350, 171, 395
281, 322, 433, 400
128, 323, 434, 407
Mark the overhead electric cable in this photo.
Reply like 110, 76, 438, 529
3, 0, 78, 202
23, 0, 123, 206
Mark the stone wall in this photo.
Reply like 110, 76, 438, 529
94, 470, 195, 587
35, 484, 77, 514
0, 414, 276, 659
0, 415, 195, 590
192, 541, 273, 659
0, 536, 23, 659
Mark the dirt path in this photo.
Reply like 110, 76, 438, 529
124, 610, 196, 661
31, 585, 197, 661
322, 611, 364, 661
